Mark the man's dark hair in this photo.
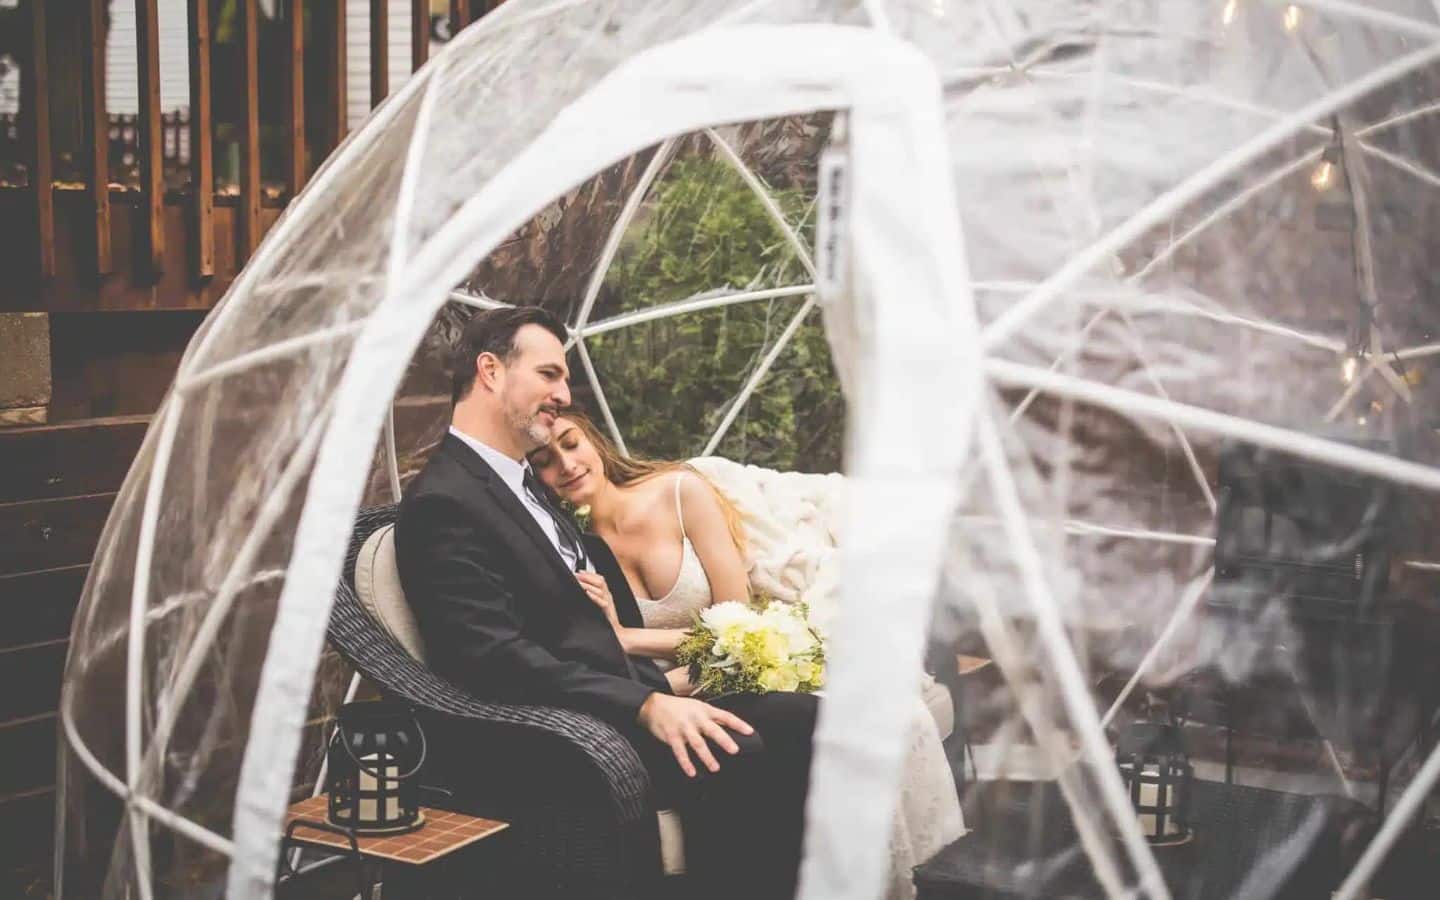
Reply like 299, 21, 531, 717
450, 306, 568, 404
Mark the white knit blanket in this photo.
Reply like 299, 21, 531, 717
688, 456, 848, 633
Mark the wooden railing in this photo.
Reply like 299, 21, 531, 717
1, 0, 502, 288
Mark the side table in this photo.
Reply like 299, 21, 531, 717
915, 779, 1372, 899
279, 795, 509, 899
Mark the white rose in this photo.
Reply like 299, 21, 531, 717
701, 601, 757, 633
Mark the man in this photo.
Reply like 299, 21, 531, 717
395, 306, 816, 899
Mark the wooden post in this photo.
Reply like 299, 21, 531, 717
81, 0, 112, 275
370, 0, 389, 109
412, 0, 429, 72
188, 0, 215, 278
239, 0, 262, 261
287, 0, 308, 199
22, 0, 55, 279
326, 0, 348, 154
450, 0, 469, 35
135, 0, 166, 277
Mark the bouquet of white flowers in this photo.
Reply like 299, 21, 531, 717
675, 600, 826, 696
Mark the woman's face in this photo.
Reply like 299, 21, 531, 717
529, 418, 604, 504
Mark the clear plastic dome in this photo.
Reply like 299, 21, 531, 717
59, 1, 1440, 898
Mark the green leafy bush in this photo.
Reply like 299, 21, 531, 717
587, 155, 845, 472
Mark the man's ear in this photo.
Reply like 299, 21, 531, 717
475, 351, 502, 392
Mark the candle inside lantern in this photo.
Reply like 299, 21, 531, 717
1138, 779, 1181, 837
358, 753, 400, 824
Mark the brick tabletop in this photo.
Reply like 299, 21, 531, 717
284, 796, 508, 865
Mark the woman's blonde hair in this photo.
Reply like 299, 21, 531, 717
544, 411, 748, 555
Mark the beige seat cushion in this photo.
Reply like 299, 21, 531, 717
921, 677, 954, 741
657, 808, 686, 875
353, 523, 428, 663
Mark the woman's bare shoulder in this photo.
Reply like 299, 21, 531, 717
620, 473, 683, 529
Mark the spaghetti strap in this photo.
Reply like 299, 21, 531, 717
673, 473, 688, 541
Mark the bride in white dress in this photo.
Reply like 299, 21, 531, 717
528, 412, 965, 900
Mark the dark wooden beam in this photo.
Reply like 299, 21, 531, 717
135, 0, 167, 277
450, 0, 469, 34
0, 416, 148, 504
239, 0, 262, 261
0, 494, 115, 576
81, 0, 111, 275
412, 0, 429, 72
0, 566, 88, 650
327, 0, 348, 154
188, 0, 216, 278
0, 644, 65, 723
287, 0, 308, 198
0, 786, 55, 875
0, 716, 56, 801
371, 0, 389, 109
22, 0, 55, 279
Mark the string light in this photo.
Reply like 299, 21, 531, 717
1341, 355, 1358, 384
1283, 5, 1301, 32
1222, 0, 1240, 26
1311, 144, 1342, 191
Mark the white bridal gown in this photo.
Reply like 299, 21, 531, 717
637, 475, 966, 900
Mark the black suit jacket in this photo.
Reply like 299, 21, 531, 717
395, 433, 670, 728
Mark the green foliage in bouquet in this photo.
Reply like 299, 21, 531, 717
585, 150, 845, 473
675, 600, 826, 697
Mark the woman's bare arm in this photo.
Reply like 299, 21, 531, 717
679, 475, 751, 603
618, 626, 687, 659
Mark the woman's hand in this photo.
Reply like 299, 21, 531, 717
576, 571, 621, 630
665, 667, 696, 697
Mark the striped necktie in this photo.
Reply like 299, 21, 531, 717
522, 468, 589, 572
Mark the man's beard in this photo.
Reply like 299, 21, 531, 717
508, 402, 556, 451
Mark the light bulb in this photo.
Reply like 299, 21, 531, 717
1222, 0, 1239, 26
1358, 416, 1368, 426
1312, 143, 1343, 192
1341, 356, 1357, 384
1283, 5, 1301, 32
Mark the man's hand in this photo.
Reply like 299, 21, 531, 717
637, 692, 754, 778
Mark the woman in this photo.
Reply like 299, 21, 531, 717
529, 411, 966, 900
526, 412, 751, 695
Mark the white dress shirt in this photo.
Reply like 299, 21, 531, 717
448, 426, 586, 571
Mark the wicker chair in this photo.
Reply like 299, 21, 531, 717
327, 505, 667, 899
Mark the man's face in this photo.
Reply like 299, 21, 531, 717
494, 324, 572, 451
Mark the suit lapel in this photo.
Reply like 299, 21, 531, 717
441, 434, 580, 587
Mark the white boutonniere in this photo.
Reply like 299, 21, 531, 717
569, 504, 592, 532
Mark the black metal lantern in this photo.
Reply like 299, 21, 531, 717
326, 700, 428, 835
1116, 711, 1193, 846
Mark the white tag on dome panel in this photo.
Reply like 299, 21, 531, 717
815, 143, 851, 307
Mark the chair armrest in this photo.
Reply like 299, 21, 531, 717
328, 584, 652, 823
419, 695, 654, 826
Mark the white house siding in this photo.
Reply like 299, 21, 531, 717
105, 0, 194, 114
1, 64, 17, 116
345, 0, 420, 131
0, 0, 17, 113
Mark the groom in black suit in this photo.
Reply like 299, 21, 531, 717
395, 306, 817, 899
